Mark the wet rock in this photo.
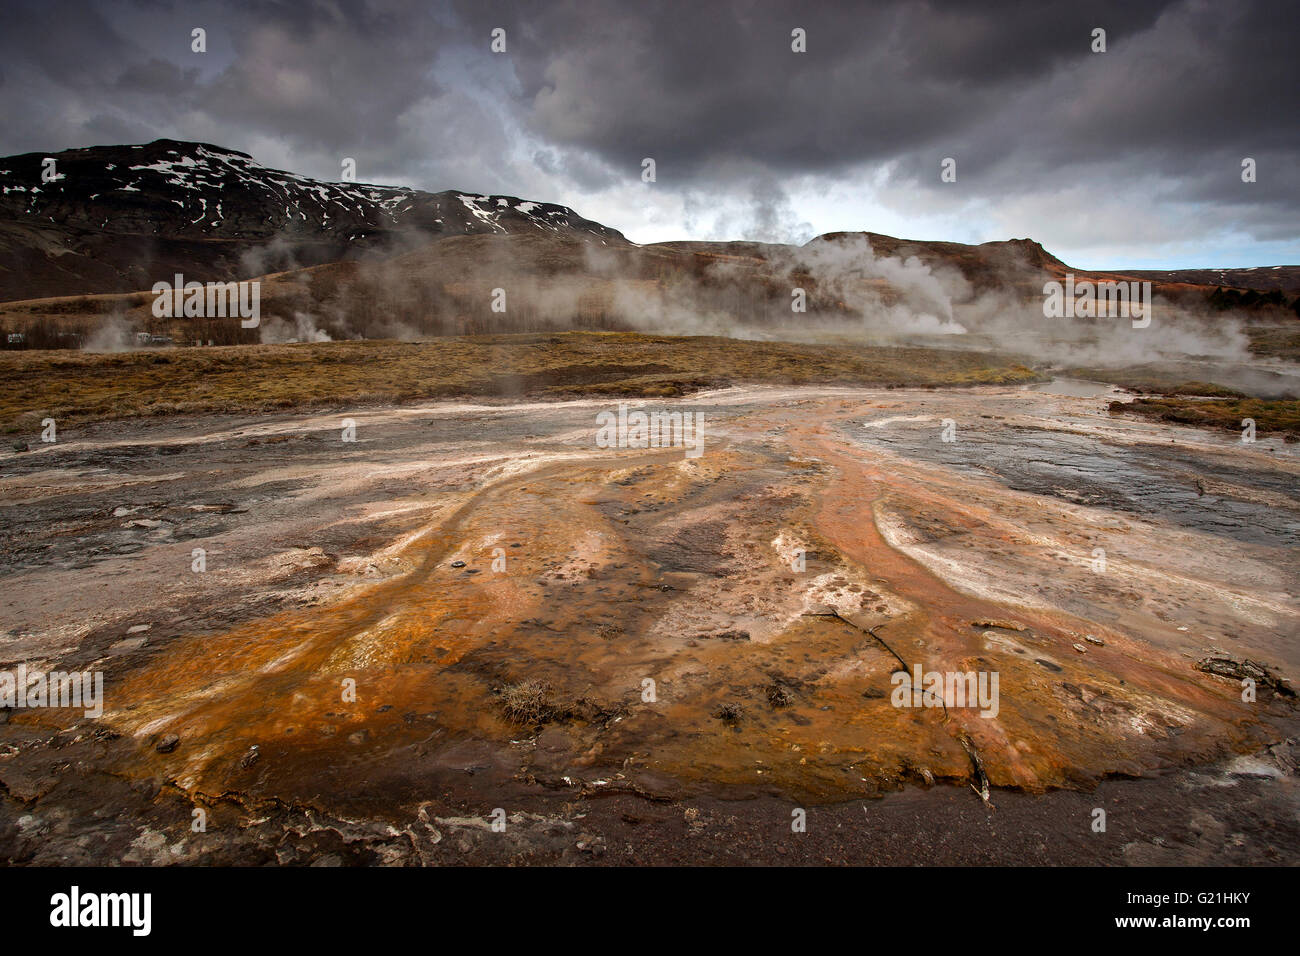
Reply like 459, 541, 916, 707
155, 734, 179, 753
575, 833, 606, 855
699, 629, 750, 641
239, 745, 261, 769
271, 547, 331, 573
16, 814, 48, 838
450, 560, 466, 568
1194, 657, 1295, 698
1223, 756, 1283, 779
973, 619, 1028, 631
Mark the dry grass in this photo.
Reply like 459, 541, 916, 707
500, 680, 556, 725
497, 677, 624, 726
1110, 396, 1300, 439
1068, 365, 1251, 397
0, 331, 1042, 432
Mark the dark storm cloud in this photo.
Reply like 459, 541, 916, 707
452, 0, 1297, 229
455, 0, 1177, 174
0, 0, 1295, 252
0, 0, 459, 182
195, 5, 448, 156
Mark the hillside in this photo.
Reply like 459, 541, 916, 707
0, 139, 624, 302
1, 140, 1297, 360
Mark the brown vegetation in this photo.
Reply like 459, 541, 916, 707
1110, 395, 1300, 439
0, 331, 1041, 432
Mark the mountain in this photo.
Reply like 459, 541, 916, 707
1, 140, 1296, 351
1122, 266, 1300, 297
0, 139, 625, 302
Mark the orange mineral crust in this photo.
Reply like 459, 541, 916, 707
9, 384, 1292, 821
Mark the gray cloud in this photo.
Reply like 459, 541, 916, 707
0, 0, 1296, 261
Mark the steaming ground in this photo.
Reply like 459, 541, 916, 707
1, 382, 1296, 865
10, 232, 1296, 404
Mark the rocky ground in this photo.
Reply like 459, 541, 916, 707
1, 380, 1297, 865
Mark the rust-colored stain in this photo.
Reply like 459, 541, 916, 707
14, 395, 1282, 813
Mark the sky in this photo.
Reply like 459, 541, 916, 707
1, 0, 1296, 270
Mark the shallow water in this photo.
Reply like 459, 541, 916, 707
1026, 378, 1124, 399
854, 416, 1300, 549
